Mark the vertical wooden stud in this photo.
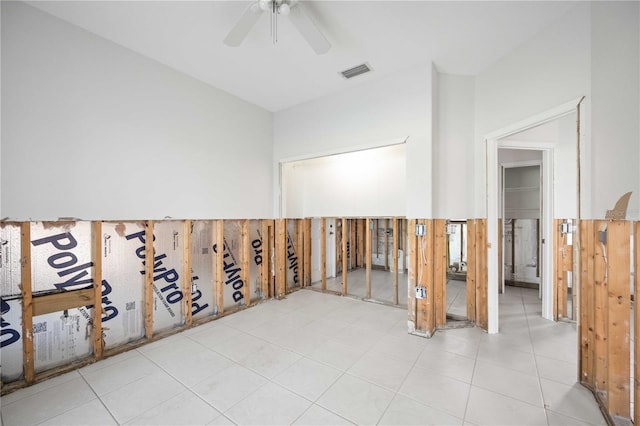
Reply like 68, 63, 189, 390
215, 220, 225, 315
92, 221, 104, 359
260, 220, 270, 299
358, 219, 365, 268
579, 220, 595, 385
21, 222, 35, 384
342, 218, 348, 296
407, 219, 417, 328
350, 219, 356, 270
385, 218, 390, 270
434, 219, 447, 327
554, 219, 561, 320
321, 218, 327, 291
275, 219, 287, 298
634, 221, 639, 425
466, 219, 477, 322
476, 219, 488, 331
393, 217, 399, 305
268, 221, 275, 298
593, 220, 608, 394
144, 220, 154, 338
605, 220, 630, 418
182, 220, 193, 326
365, 218, 372, 299
241, 220, 251, 306
304, 219, 311, 287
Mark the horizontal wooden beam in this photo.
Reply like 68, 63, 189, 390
32, 288, 95, 317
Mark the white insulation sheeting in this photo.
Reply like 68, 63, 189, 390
102, 222, 145, 348
1, 298, 24, 382
29, 222, 94, 373
1, 223, 22, 298
249, 220, 263, 302
286, 221, 300, 290
190, 221, 216, 319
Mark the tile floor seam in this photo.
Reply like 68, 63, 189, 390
77, 370, 121, 426
135, 346, 235, 420
520, 288, 551, 425
459, 323, 483, 426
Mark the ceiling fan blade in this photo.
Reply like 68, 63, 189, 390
223, 2, 263, 47
289, 3, 330, 55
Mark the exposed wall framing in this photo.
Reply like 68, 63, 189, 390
1, 218, 281, 394
466, 219, 488, 330
579, 220, 632, 422
554, 219, 575, 320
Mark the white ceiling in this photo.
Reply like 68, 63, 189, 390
27, 0, 578, 112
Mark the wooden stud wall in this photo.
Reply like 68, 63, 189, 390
342, 218, 348, 296
434, 219, 447, 327
392, 218, 399, 305
321, 218, 327, 291
92, 222, 104, 359
466, 220, 477, 322
635, 221, 639, 425
407, 219, 417, 329
554, 219, 574, 320
365, 218, 372, 299
3, 218, 294, 394
465, 219, 487, 330
304, 219, 311, 287
145, 221, 155, 337
275, 219, 287, 298
183, 220, 193, 325
579, 220, 633, 422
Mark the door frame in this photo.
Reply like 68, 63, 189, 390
485, 98, 584, 333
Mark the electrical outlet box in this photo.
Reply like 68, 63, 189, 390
446, 224, 457, 235
415, 224, 426, 236
415, 286, 427, 299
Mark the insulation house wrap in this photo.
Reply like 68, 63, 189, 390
28, 222, 94, 374
1, 223, 23, 382
249, 220, 264, 302
190, 221, 216, 319
102, 222, 145, 348
286, 221, 300, 290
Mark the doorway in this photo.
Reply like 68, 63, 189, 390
500, 159, 543, 313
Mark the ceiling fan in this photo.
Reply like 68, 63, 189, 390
223, 0, 331, 55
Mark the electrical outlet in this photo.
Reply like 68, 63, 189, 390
415, 286, 427, 299
415, 224, 426, 236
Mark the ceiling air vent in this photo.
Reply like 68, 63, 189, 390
341, 63, 372, 79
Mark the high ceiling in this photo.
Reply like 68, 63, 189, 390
27, 1, 578, 112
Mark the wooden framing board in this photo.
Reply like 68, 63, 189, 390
182, 220, 193, 325
144, 220, 154, 339
304, 219, 311, 287
241, 220, 251, 306
365, 218, 372, 299
415, 220, 435, 335
357, 219, 365, 268
215, 220, 225, 314
475, 219, 488, 330
21, 222, 35, 384
295, 219, 303, 288
268, 221, 275, 298
498, 218, 503, 294
321, 218, 327, 291
260, 220, 270, 298
579, 220, 595, 385
350, 219, 356, 269
593, 220, 608, 394
342, 218, 348, 296
92, 221, 104, 359
393, 218, 399, 305
275, 219, 287, 298
466, 219, 477, 322
32, 289, 95, 317
635, 221, 639, 425
434, 219, 447, 327
385, 218, 390, 270
407, 219, 417, 328
604, 220, 630, 418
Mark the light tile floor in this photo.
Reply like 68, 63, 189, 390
1, 287, 607, 425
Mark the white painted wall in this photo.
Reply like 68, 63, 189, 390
1, 2, 273, 220
434, 73, 475, 219
274, 64, 432, 218
283, 144, 406, 218
590, 1, 640, 220
474, 3, 591, 218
